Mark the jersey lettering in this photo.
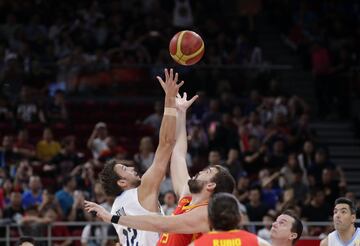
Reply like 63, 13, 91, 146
213, 238, 242, 246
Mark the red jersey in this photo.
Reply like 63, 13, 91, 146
193, 230, 260, 246
157, 196, 208, 246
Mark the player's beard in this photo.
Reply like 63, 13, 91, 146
188, 178, 207, 194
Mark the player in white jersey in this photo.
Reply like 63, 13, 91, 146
97, 68, 188, 246
320, 197, 360, 246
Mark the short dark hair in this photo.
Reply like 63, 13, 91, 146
208, 193, 240, 231
18, 237, 35, 245
282, 210, 303, 245
99, 159, 134, 196
210, 165, 235, 194
335, 197, 356, 214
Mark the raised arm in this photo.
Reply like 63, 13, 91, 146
171, 93, 198, 198
84, 200, 209, 234
138, 69, 183, 207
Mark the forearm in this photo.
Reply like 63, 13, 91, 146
87, 132, 96, 148
67, 206, 77, 221
170, 111, 190, 196
159, 95, 176, 145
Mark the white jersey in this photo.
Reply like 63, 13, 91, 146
328, 228, 360, 246
111, 188, 161, 246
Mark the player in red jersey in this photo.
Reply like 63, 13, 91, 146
190, 192, 271, 246
85, 89, 236, 246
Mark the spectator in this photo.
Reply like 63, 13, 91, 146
172, 0, 193, 28
21, 176, 42, 210
243, 137, 267, 178
87, 122, 108, 160
134, 136, 155, 173
257, 214, 274, 243
267, 139, 287, 171
45, 89, 68, 124
38, 188, 63, 219
247, 111, 265, 140
161, 191, 177, 215
0, 178, 14, 207
321, 168, 340, 205
36, 128, 61, 162
43, 207, 72, 246
3, 190, 24, 223
81, 213, 108, 246
0, 135, 21, 175
291, 169, 310, 205
142, 101, 163, 134
308, 148, 335, 186
246, 186, 269, 224
202, 99, 222, 129
302, 189, 332, 222
15, 160, 33, 190
67, 190, 92, 222
14, 129, 36, 158
279, 153, 307, 188
188, 120, 208, 157
222, 148, 243, 180
297, 140, 315, 170
15, 87, 46, 125
208, 150, 222, 166
98, 136, 127, 162
55, 175, 76, 217
49, 136, 82, 181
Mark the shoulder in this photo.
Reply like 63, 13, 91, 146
257, 236, 271, 246
320, 236, 328, 246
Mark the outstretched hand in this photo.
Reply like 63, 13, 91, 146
84, 200, 112, 223
176, 92, 198, 113
156, 68, 184, 98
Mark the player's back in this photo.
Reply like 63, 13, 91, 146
111, 188, 160, 246
193, 229, 260, 246
327, 228, 360, 246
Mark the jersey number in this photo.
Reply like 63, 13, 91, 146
123, 227, 139, 246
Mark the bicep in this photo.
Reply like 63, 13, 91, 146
140, 145, 172, 191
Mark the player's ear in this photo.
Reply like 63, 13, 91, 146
206, 182, 216, 192
289, 232, 297, 241
117, 179, 127, 188
351, 213, 356, 223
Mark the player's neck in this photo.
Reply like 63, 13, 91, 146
271, 239, 292, 246
190, 193, 209, 205
337, 225, 356, 243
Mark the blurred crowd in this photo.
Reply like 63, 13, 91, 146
267, 0, 360, 118
0, 0, 264, 96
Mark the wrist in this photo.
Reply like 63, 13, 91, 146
164, 107, 177, 117
110, 214, 119, 224
164, 96, 176, 108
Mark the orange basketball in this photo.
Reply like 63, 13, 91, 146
169, 30, 205, 66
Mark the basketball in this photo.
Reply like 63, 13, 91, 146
169, 30, 205, 66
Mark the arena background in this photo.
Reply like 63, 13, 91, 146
0, 0, 359, 245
